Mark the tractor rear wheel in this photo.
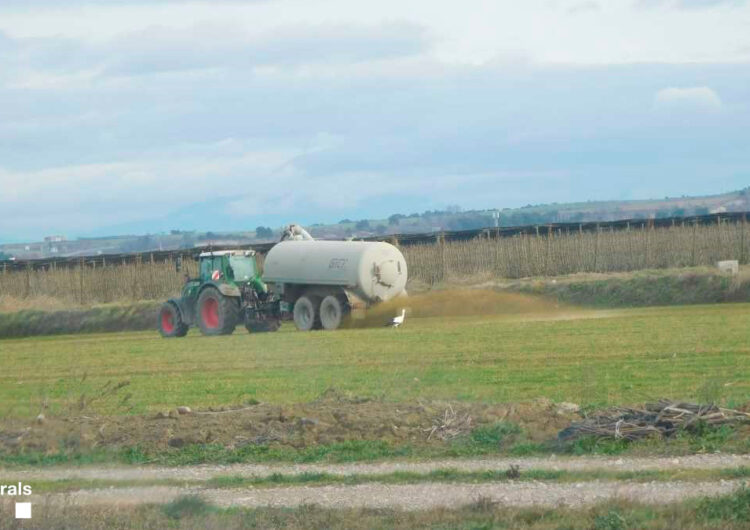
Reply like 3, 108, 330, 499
319, 295, 348, 330
196, 287, 239, 336
158, 302, 188, 338
292, 295, 322, 331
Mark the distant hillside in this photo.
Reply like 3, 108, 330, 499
2, 188, 749, 261
306, 188, 750, 240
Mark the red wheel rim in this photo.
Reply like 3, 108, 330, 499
201, 297, 219, 329
161, 309, 174, 333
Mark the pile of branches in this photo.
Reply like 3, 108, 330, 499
424, 405, 473, 441
558, 400, 750, 442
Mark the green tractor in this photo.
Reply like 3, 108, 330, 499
158, 250, 283, 337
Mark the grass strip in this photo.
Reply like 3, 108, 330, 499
4, 487, 750, 529
1, 421, 748, 469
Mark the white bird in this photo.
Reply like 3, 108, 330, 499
388, 309, 406, 328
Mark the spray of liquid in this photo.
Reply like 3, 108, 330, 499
350, 289, 574, 328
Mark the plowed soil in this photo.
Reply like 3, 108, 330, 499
0, 392, 577, 454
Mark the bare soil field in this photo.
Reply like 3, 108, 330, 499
0, 393, 576, 456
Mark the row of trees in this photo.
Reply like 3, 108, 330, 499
363, 205, 719, 233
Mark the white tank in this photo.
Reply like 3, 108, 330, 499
262, 240, 408, 303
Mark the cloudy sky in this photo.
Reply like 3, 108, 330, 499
1, 0, 749, 242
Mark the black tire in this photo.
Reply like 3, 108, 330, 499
319, 295, 348, 330
246, 319, 281, 333
158, 302, 188, 338
292, 295, 322, 331
196, 287, 239, 336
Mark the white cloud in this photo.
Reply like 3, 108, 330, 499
0, 141, 571, 238
0, 22, 432, 84
1, 0, 750, 65
639, 0, 747, 8
567, 2, 601, 15
0, 143, 301, 235
654, 86, 723, 110
1, 2, 750, 241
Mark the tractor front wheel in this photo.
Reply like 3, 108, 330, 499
158, 302, 188, 338
196, 287, 239, 336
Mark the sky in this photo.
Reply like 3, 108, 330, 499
1, 0, 749, 242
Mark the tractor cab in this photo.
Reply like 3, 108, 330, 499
226, 254, 258, 283
199, 250, 257, 283
158, 249, 280, 338
194, 250, 267, 297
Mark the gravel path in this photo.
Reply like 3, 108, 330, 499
4, 453, 749, 482
32, 480, 747, 510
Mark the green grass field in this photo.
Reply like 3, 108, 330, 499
5, 488, 750, 530
1, 302, 748, 418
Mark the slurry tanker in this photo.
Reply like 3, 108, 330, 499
158, 225, 407, 337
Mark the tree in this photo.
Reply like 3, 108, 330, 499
121, 234, 154, 253
388, 213, 405, 226
447, 216, 492, 231
0, 251, 12, 261
694, 206, 710, 216
375, 224, 388, 235
568, 212, 585, 223
355, 219, 370, 230
671, 208, 686, 218
179, 233, 196, 249
255, 226, 273, 239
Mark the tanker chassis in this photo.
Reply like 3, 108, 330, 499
158, 234, 407, 337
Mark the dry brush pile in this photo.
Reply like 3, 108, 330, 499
558, 400, 750, 442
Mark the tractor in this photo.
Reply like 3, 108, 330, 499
158, 225, 408, 337
158, 250, 283, 337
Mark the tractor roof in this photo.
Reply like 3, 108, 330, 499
198, 250, 256, 258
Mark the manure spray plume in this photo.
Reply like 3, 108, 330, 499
350, 289, 572, 328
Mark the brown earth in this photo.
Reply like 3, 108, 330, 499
0, 391, 579, 455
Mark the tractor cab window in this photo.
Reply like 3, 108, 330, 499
200, 256, 225, 281
229, 256, 256, 281
200, 258, 212, 281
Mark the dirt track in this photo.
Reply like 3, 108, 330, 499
24, 480, 749, 510
4, 454, 749, 510
4, 453, 750, 482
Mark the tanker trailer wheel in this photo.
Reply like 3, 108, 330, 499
158, 302, 188, 338
196, 287, 239, 336
292, 295, 322, 331
319, 295, 348, 330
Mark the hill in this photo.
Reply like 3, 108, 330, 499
2, 188, 749, 260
